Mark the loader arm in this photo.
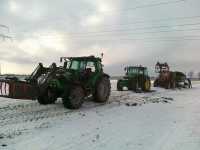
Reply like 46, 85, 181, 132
0, 63, 50, 100
0, 62, 60, 100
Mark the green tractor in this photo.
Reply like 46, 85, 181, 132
38, 56, 111, 109
0, 56, 111, 109
117, 66, 151, 92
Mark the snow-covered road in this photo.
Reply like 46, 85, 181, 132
0, 81, 200, 150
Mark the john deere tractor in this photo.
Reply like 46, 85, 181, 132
117, 66, 151, 92
0, 56, 111, 109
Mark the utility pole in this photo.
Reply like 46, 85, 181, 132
0, 63, 1, 75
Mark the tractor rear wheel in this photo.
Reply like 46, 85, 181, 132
62, 86, 85, 109
131, 79, 138, 91
94, 76, 111, 103
38, 88, 57, 105
142, 79, 151, 92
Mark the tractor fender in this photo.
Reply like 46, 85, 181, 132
94, 73, 110, 90
102, 73, 110, 79
67, 81, 87, 96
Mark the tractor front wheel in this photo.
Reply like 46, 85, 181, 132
117, 80, 123, 91
62, 86, 85, 109
38, 88, 57, 105
131, 79, 138, 91
94, 76, 111, 103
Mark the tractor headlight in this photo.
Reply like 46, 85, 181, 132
37, 74, 46, 85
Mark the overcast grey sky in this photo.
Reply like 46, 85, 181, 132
0, 0, 200, 76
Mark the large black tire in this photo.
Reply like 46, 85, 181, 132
142, 79, 151, 92
185, 79, 192, 88
94, 76, 111, 103
165, 80, 175, 89
131, 79, 138, 91
117, 80, 123, 91
62, 86, 85, 109
165, 82, 170, 89
38, 88, 57, 105
171, 81, 176, 89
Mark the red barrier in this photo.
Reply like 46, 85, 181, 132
0, 80, 38, 100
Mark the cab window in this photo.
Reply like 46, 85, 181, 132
86, 61, 96, 72
70, 60, 79, 70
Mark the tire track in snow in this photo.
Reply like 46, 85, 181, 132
0, 88, 173, 141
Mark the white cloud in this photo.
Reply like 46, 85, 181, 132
8, 0, 46, 21
82, 14, 103, 26
17, 31, 67, 56
9, 0, 21, 13
81, 0, 120, 27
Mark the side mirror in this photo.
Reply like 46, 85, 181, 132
60, 57, 67, 63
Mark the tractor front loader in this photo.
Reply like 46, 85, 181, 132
0, 62, 57, 100
154, 62, 192, 89
0, 55, 111, 109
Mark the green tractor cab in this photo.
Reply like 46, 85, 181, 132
117, 66, 151, 92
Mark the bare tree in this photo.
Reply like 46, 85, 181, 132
0, 24, 9, 32
0, 24, 12, 41
198, 72, 200, 80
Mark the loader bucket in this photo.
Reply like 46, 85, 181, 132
0, 80, 38, 100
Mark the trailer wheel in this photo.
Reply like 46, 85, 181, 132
166, 82, 171, 89
154, 79, 158, 87
62, 86, 85, 109
94, 76, 111, 103
38, 89, 57, 105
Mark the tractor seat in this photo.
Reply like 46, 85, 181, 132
85, 68, 92, 76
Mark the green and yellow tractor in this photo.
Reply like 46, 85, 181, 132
117, 66, 151, 92
0, 56, 111, 109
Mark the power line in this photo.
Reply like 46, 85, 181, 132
0, 24, 9, 32
14, 33, 200, 43
100, 38, 200, 42
92, 15, 200, 29
65, 22, 200, 36
11, 0, 187, 29
97, 0, 186, 14
0, 34, 12, 41
16, 14, 200, 35
66, 35, 200, 42
15, 22, 200, 39
68, 38, 200, 44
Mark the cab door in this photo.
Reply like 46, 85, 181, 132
84, 61, 99, 88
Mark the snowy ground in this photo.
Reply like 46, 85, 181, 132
0, 80, 200, 150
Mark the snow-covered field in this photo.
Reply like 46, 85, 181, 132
0, 80, 200, 150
